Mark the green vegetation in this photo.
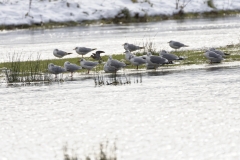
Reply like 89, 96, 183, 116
0, 44, 239, 71
1, 43, 240, 83
1, 53, 50, 83
94, 72, 135, 87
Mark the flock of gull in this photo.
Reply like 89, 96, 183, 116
48, 40, 229, 78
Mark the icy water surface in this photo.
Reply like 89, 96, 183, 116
1, 16, 240, 62
1, 64, 240, 160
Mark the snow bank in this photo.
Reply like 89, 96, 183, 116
0, 0, 240, 26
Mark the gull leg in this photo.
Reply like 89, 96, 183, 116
54, 74, 58, 81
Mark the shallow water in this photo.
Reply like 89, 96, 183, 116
1, 64, 240, 160
1, 16, 240, 62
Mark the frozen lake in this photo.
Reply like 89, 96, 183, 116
1, 63, 240, 160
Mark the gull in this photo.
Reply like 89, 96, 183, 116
79, 58, 99, 74
73, 47, 97, 58
204, 50, 223, 63
209, 48, 230, 57
91, 50, 105, 61
168, 40, 188, 50
64, 61, 82, 77
103, 62, 117, 73
123, 43, 144, 52
146, 52, 168, 69
124, 50, 134, 62
159, 50, 184, 64
129, 55, 146, 70
106, 55, 126, 73
53, 49, 72, 58
48, 63, 66, 78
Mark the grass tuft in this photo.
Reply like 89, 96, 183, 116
63, 141, 117, 160
94, 72, 136, 87
1, 53, 50, 83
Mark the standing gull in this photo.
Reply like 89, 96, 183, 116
123, 43, 144, 52
106, 55, 126, 73
79, 59, 99, 74
209, 48, 230, 57
204, 50, 223, 63
48, 63, 66, 78
124, 50, 134, 62
74, 47, 97, 58
64, 61, 82, 77
103, 62, 117, 73
168, 40, 189, 50
53, 49, 72, 58
129, 55, 146, 70
160, 50, 184, 64
146, 52, 168, 69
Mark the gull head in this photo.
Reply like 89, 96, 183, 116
48, 63, 55, 70
124, 50, 130, 53
78, 58, 85, 62
129, 55, 134, 59
147, 52, 152, 56
209, 48, 215, 51
48, 63, 54, 67
160, 50, 168, 55
64, 61, 70, 65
